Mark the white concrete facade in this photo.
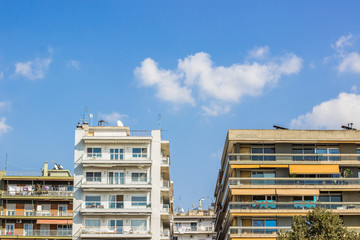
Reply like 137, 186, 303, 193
174, 209, 215, 240
73, 123, 172, 240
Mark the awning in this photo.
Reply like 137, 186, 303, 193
231, 189, 276, 195
276, 189, 319, 196
231, 165, 260, 169
37, 220, 72, 224
289, 165, 339, 174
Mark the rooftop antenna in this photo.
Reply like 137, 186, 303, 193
158, 114, 161, 130
82, 107, 88, 124
5, 153, 7, 172
273, 125, 288, 130
89, 114, 93, 126
341, 123, 357, 130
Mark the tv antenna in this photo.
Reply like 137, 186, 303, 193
158, 114, 161, 130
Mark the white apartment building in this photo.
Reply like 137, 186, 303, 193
174, 209, 215, 240
72, 122, 172, 240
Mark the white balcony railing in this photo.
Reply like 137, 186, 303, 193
161, 180, 170, 188
228, 226, 290, 235
83, 201, 151, 210
161, 204, 169, 212
229, 177, 360, 186
228, 202, 360, 210
83, 153, 150, 161
81, 226, 150, 235
82, 177, 151, 186
1, 190, 73, 197
161, 157, 169, 165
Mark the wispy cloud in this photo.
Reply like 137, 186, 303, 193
100, 112, 128, 125
290, 92, 360, 129
135, 48, 302, 116
14, 47, 53, 80
330, 34, 360, 73
0, 101, 11, 111
66, 60, 80, 70
248, 46, 269, 59
0, 117, 11, 136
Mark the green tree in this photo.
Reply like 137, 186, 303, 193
278, 207, 360, 240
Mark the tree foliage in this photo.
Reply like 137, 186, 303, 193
278, 207, 360, 240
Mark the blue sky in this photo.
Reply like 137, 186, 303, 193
1, 1, 360, 209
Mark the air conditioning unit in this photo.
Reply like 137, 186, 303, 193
16, 219, 22, 223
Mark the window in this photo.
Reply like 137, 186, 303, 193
292, 147, 315, 161
86, 172, 101, 182
316, 148, 339, 161
253, 219, 276, 234
25, 204, 34, 216
87, 148, 101, 158
6, 203, 15, 216
85, 195, 101, 208
58, 225, 71, 236
85, 219, 100, 229
58, 205, 67, 216
131, 172, 147, 182
131, 195, 147, 206
132, 148, 148, 158
357, 148, 360, 161
131, 219, 146, 231
108, 172, 124, 184
24, 224, 33, 236
110, 148, 124, 160
109, 195, 124, 209
251, 147, 275, 161
5, 223, 14, 235
108, 220, 123, 233
251, 171, 275, 185
191, 222, 197, 231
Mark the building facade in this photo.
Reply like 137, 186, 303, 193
73, 122, 173, 240
214, 129, 360, 240
173, 208, 215, 240
0, 162, 73, 239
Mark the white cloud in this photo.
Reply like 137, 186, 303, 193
100, 112, 128, 125
67, 60, 80, 70
331, 34, 360, 73
290, 92, 360, 129
15, 57, 52, 80
135, 50, 302, 116
248, 46, 269, 59
134, 58, 195, 105
338, 52, 360, 73
0, 117, 11, 136
335, 34, 353, 49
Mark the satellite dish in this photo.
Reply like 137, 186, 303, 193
117, 120, 124, 127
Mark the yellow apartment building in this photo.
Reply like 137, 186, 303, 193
214, 129, 360, 240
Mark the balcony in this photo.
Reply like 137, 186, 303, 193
161, 180, 170, 190
0, 210, 72, 218
1, 190, 73, 199
228, 202, 360, 215
80, 226, 151, 238
81, 177, 151, 190
81, 201, 151, 214
161, 204, 170, 213
174, 226, 214, 233
228, 226, 290, 236
161, 157, 169, 166
0, 229, 72, 238
228, 153, 360, 165
82, 153, 151, 166
160, 228, 170, 239
229, 177, 360, 189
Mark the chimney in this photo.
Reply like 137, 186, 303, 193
43, 161, 48, 176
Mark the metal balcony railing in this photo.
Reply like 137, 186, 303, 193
0, 210, 72, 217
228, 226, 290, 235
0, 229, 72, 237
81, 226, 150, 235
228, 202, 360, 210
83, 153, 150, 161
228, 153, 360, 162
229, 177, 360, 186
1, 190, 73, 197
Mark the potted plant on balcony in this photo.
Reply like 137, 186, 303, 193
343, 168, 353, 178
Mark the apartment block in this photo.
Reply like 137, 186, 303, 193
0, 162, 73, 239
73, 122, 173, 239
173, 208, 215, 240
214, 129, 360, 240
